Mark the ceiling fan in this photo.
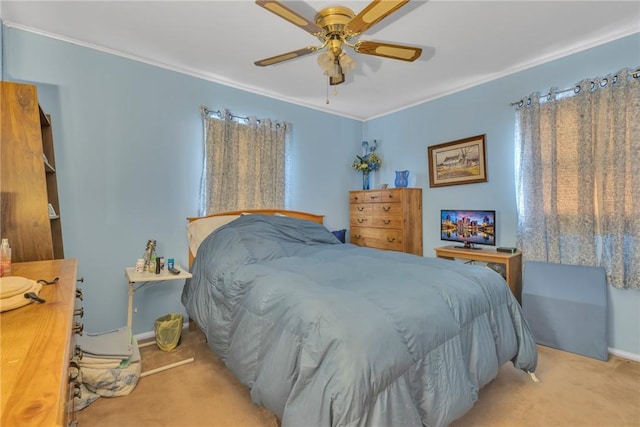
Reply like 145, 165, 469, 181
254, 0, 422, 85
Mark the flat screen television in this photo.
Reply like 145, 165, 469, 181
440, 209, 496, 249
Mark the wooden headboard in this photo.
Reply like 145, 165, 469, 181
187, 209, 325, 266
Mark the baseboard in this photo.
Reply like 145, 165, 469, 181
608, 347, 640, 363
133, 328, 639, 363
134, 321, 190, 342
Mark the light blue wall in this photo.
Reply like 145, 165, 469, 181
3, 25, 639, 356
365, 33, 640, 356
2, 27, 362, 336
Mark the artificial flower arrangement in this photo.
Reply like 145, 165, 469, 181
352, 140, 382, 173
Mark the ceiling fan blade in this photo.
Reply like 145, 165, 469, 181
254, 47, 317, 67
354, 40, 422, 62
344, 0, 410, 36
255, 0, 323, 36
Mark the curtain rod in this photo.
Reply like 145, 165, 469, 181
510, 67, 640, 107
200, 105, 289, 130
201, 106, 249, 122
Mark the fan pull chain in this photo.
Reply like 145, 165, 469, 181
325, 78, 339, 105
326, 78, 330, 104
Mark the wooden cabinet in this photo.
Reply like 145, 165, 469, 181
1, 259, 82, 426
0, 81, 64, 262
349, 188, 423, 256
434, 246, 523, 301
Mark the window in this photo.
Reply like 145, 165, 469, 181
515, 68, 640, 290
199, 108, 290, 215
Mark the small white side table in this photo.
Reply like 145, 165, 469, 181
125, 264, 193, 377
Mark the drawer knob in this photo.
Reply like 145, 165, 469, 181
69, 361, 80, 382
383, 219, 391, 224
73, 382, 82, 398
383, 206, 391, 211
76, 289, 83, 301
357, 218, 366, 223
370, 196, 377, 199
387, 237, 396, 242
73, 322, 84, 335
77, 277, 84, 283
74, 345, 84, 360
74, 307, 84, 318
354, 235, 362, 239
357, 207, 364, 212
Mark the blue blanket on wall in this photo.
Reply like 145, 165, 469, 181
182, 214, 538, 427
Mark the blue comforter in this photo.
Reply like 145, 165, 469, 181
182, 214, 538, 427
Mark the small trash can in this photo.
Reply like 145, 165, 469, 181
154, 313, 183, 351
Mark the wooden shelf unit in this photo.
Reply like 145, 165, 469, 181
434, 245, 523, 301
0, 81, 64, 262
40, 108, 64, 259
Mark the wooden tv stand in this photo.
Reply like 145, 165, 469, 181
434, 245, 522, 302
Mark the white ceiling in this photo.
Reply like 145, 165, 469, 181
2, 1, 639, 120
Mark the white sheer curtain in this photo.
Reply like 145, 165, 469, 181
199, 108, 290, 215
515, 67, 640, 290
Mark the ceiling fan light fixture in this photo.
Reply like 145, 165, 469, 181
317, 50, 355, 81
317, 51, 334, 73
331, 59, 342, 78
338, 53, 356, 74
329, 74, 345, 86
317, 51, 342, 78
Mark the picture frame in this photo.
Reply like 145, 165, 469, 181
427, 134, 487, 187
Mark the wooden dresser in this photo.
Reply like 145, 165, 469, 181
349, 188, 423, 256
1, 259, 83, 426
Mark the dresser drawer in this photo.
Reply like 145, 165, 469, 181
350, 227, 403, 251
351, 215, 373, 227
350, 204, 372, 216
371, 215, 403, 228
350, 191, 366, 204
364, 189, 402, 203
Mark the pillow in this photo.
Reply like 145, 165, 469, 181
187, 215, 240, 257
331, 229, 346, 243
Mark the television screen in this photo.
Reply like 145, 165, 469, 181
441, 210, 496, 248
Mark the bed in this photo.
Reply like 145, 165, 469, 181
181, 210, 538, 427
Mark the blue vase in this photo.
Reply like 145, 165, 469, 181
362, 172, 370, 190
395, 170, 409, 188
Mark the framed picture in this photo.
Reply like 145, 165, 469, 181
427, 134, 487, 187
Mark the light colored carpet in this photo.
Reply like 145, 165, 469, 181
77, 328, 640, 427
